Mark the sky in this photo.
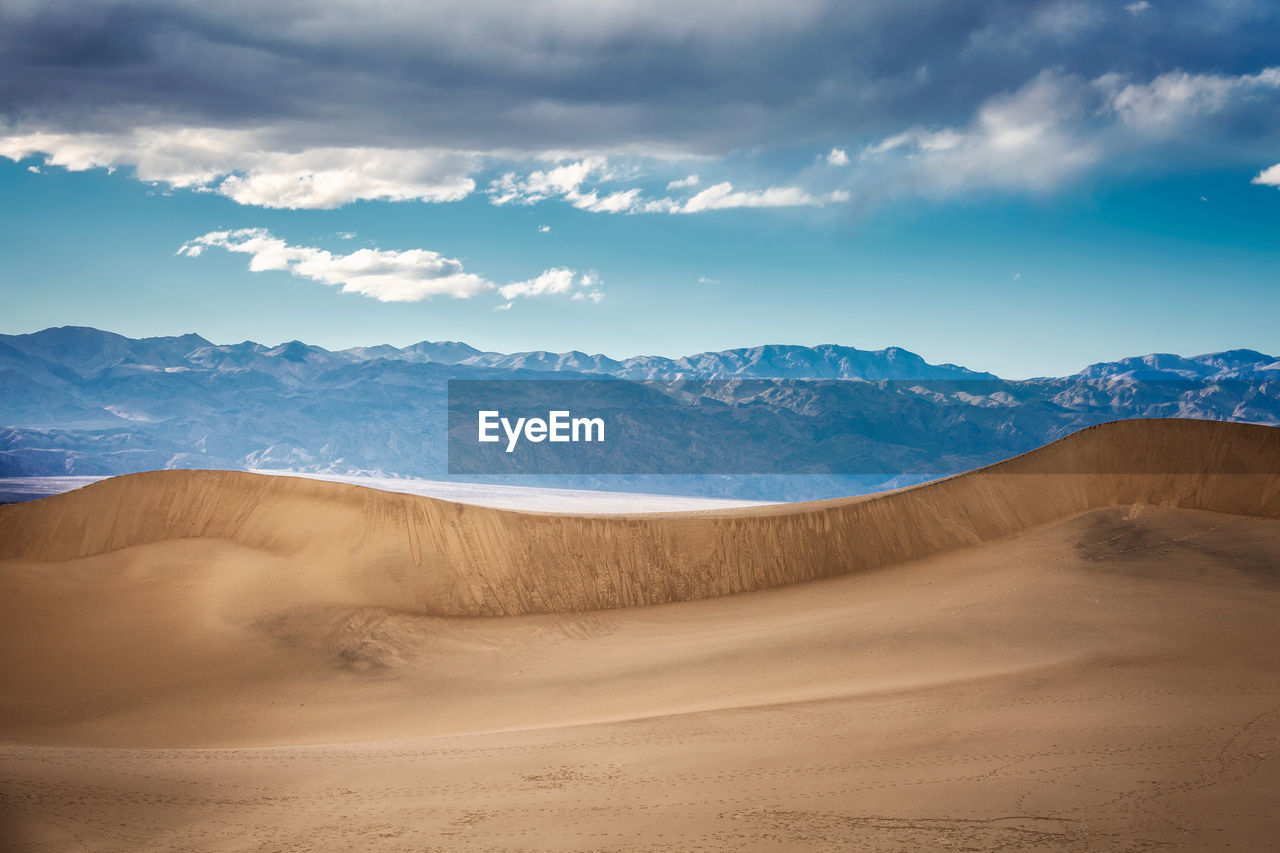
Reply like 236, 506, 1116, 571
0, 0, 1278, 378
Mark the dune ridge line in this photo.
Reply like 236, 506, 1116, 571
2, 418, 1278, 616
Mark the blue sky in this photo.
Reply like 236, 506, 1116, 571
1, 0, 1278, 378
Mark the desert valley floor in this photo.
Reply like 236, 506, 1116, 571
2, 419, 1279, 851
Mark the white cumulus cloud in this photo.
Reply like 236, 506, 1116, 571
487, 156, 615, 206
1253, 163, 1280, 187
0, 127, 478, 210
489, 157, 844, 215
178, 229, 493, 302
178, 228, 598, 305
497, 267, 603, 304
826, 147, 850, 166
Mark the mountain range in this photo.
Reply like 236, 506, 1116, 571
0, 326, 1001, 384
1, 326, 1277, 499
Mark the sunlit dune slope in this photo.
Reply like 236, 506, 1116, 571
2, 418, 1277, 616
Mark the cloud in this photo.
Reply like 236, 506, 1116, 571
858, 65, 1280, 199
0, 128, 477, 209
487, 157, 613, 206
645, 182, 847, 214
497, 268, 602, 304
538, 224, 551, 232
698, 276, 721, 284
8, 60, 1277, 219
178, 228, 598, 305
1101, 67, 1280, 131
0, 124, 842, 217
965, 1, 1104, 56
178, 229, 493, 302
1, 0, 1277, 174
487, 157, 650, 213
217, 148, 475, 209
860, 70, 1100, 195
574, 188, 644, 213
489, 157, 844, 215
4, 2, 1280, 216
1254, 163, 1280, 187
672, 182, 834, 213
0, 0, 835, 157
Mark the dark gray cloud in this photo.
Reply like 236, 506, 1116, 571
3, 0, 1279, 215
2, 0, 1277, 153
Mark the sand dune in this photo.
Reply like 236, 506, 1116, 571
2, 418, 1279, 850
2, 418, 1277, 617
0, 473, 770, 512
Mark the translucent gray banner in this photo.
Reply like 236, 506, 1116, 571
446, 378, 1280, 475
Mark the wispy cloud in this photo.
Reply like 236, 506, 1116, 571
178, 229, 597, 305
860, 70, 1099, 195
857, 65, 1280, 199
669, 182, 845, 213
1100, 67, 1280, 131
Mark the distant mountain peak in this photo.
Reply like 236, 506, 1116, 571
1075, 348, 1279, 381
266, 340, 314, 361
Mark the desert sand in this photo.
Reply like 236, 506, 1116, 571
2, 418, 1279, 850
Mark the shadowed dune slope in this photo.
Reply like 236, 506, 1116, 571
2, 418, 1278, 616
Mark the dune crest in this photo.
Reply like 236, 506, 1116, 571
2, 418, 1277, 616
